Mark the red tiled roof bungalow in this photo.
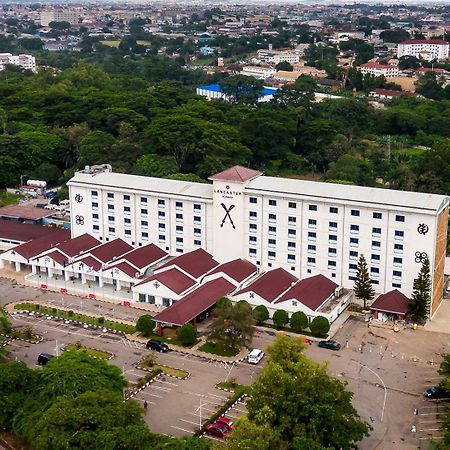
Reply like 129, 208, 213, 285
203, 258, 257, 286
370, 290, 410, 321
233, 267, 298, 304
156, 248, 219, 280
134, 267, 197, 304
152, 277, 235, 329
113, 243, 168, 274
0, 219, 60, 244
275, 274, 338, 313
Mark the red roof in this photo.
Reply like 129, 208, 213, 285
0, 205, 54, 221
275, 274, 338, 311
89, 238, 133, 263
12, 229, 70, 260
44, 250, 69, 267
121, 243, 167, 270
78, 256, 102, 272
370, 289, 410, 315
401, 39, 448, 45
235, 267, 298, 303
153, 277, 235, 326
370, 88, 415, 97
208, 258, 257, 283
157, 248, 219, 279
209, 165, 262, 183
135, 268, 196, 295
55, 233, 100, 258
109, 261, 139, 278
416, 67, 446, 74
0, 219, 58, 242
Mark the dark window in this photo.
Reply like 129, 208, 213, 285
395, 215, 405, 222
269, 199, 277, 206
330, 207, 338, 214
249, 197, 257, 204
351, 209, 360, 216
373, 212, 382, 219
288, 202, 297, 209
309, 204, 317, 211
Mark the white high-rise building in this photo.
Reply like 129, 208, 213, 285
397, 39, 449, 61
68, 165, 449, 317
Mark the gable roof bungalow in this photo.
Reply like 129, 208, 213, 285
370, 289, 410, 321
155, 248, 219, 281
1, 228, 70, 267
202, 258, 258, 287
152, 277, 235, 328
105, 243, 168, 283
275, 274, 338, 312
232, 267, 298, 306
133, 267, 198, 306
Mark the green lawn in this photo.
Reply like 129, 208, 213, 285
198, 342, 240, 357
14, 303, 136, 334
191, 57, 214, 66
65, 345, 111, 360
0, 190, 21, 207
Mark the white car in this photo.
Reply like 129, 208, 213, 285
248, 349, 264, 364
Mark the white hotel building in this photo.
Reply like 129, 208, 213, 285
397, 39, 449, 62
68, 165, 449, 316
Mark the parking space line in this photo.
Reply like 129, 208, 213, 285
178, 418, 198, 427
170, 426, 194, 434
154, 379, 178, 387
139, 392, 163, 399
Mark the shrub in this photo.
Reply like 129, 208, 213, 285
177, 323, 197, 346
68, 310, 74, 317
236, 300, 252, 313
252, 305, 269, 324
98, 317, 105, 325
310, 316, 330, 337
290, 311, 309, 333
136, 315, 156, 338
216, 297, 232, 310
272, 310, 289, 329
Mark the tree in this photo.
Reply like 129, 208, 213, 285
49, 21, 71, 30
0, 107, 7, 134
78, 130, 116, 167
27, 389, 161, 450
275, 61, 293, 72
398, 56, 420, 70
289, 311, 308, 333
247, 335, 370, 448
136, 314, 156, 337
222, 416, 286, 450
272, 310, 289, 329
134, 154, 178, 178
252, 305, 270, 325
220, 75, 264, 104
38, 351, 127, 399
309, 316, 330, 337
407, 256, 431, 324
208, 298, 255, 351
177, 323, 197, 346
354, 255, 375, 309
0, 307, 12, 334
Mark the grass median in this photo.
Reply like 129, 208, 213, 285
198, 341, 240, 357
14, 303, 136, 334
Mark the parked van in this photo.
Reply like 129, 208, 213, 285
37, 353, 55, 365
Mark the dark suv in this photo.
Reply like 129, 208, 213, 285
424, 386, 450, 399
318, 340, 341, 351
146, 339, 169, 352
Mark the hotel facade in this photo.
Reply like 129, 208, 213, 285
68, 165, 449, 317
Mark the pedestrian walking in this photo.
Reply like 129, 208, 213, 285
144, 400, 148, 410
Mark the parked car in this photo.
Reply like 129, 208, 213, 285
37, 353, 55, 365
205, 421, 233, 438
216, 416, 233, 427
146, 339, 169, 352
318, 340, 341, 351
424, 386, 450, 399
248, 348, 264, 364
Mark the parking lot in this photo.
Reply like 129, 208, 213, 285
2, 278, 450, 449
5, 310, 261, 439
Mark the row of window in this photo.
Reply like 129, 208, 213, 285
92, 191, 202, 211
93, 225, 202, 247
92, 207, 202, 223
248, 197, 406, 222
